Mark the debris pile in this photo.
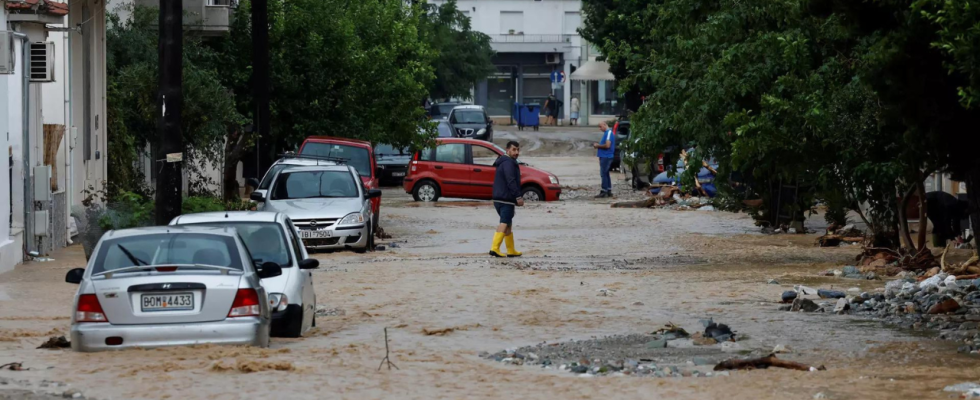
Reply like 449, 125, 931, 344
817, 224, 865, 247
611, 186, 714, 211
779, 274, 980, 355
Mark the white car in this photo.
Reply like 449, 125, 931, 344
251, 165, 380, 253
247, 155, 341, 206
170, 211, 318, 337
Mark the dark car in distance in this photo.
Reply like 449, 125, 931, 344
375, 144, 412, 186
448, 105, 493, 142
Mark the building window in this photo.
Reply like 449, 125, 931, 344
499, 11, 523, 34
563, 12, 581, 35
590, 81, 624, 116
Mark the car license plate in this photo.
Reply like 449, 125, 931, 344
141, 293, 193, 312
392, 172, 406, 177
300, 230, 332, 239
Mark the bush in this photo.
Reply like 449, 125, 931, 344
182, 196, 227, 214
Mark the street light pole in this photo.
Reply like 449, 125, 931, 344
156, 0, 184, 225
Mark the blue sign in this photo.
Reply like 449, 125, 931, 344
550, 71, 565, 83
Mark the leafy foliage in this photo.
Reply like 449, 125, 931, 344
419, 0, 496, 100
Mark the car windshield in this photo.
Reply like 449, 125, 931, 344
451, 110, 485, 124
437, 121, 453, 137
272, 170, 359, 200
91, 233, 243, 274
375, 144, 409, 157
300, 143, 371, 177
181, 222, 290, 267
436, 104, 457, 116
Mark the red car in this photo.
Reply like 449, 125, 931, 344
403, 138, 561, 202
298, 136, 381, 228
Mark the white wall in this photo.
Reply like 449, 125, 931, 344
434, 0, 581, 36
1, 11, 26, 273
69, 0, 109, 210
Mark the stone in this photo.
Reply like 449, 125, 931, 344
961, 322, 980, 330
646, 339, 668, 349
793, 298, 821, 312
929, 298, 961, 314
943, 382, 980, 393
813, 392, 829, 399
62, 390, 82, 399
847, 287, 861, 294
570, 365, 589, 374
773, 344, 792, 354
818, 289, 846, 299
767, 279, 780, 285
843, 265, 860, 275
782, 290, 798, 303
834, 298, 850, 314
778, 305, 792, 311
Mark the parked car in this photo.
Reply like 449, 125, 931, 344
298, 137, 380, 230
611, 116, 631, 172
427, 102, 464, 120
403, 138, 561, 202
64, 226, 282, 352
248, 155, 340, 203
170, 211, 319, 338
448, 105, 494, 142
435, 120, 454, 138
375, 144, 412, 186
251, 165, 381, 253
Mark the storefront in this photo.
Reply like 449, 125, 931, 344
569, 58, 619, 126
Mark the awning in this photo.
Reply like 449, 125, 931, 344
570, 60, 615, 81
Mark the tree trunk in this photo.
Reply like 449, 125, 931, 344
897, 184, 916, 251
916, 178, 928, 251
966, 165, 980, 252
223, 129, 250, 203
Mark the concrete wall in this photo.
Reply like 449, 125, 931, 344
0, 9, 23, 274
69, 0, 108, 210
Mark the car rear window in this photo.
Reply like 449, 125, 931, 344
181, 222, 291, 267
451, 110, 486, 124
92, 233, 242, 274
300, 143, 371, 177
272, 170, 359, 200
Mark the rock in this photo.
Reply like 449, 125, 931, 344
721, 341, 742, 353
781, 290, 798, 303
818, 289, 846, 299
847, 287, 861, 294
834, 298, 850, 314
961, 322, 980, 330
570, 365, 589, 374
869, 258, 889, 269
943, 382, 980, 393
773, 344, 792, 354
921, 273, 949, 290
62, 389, 82, 398
767, 279, 780, 285
632, 301, 645, 306
832, 269, 844, 277
813, 392, 828, 399
925, 266, 941, 277
929, 298, 961, 314
646, 339, 668, 349
792, 298, 821, 312
777, 305, 792, 311
843, 265, 860, 275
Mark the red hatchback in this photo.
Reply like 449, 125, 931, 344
403, 138, 561, 202
298, 136, 381, 228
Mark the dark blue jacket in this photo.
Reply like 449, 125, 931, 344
492, 155, 521, 203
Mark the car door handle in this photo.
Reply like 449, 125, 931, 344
435, 165, 443, 169
473, 168, 483, 172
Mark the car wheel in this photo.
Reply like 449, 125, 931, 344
412, 181, 440, 202
354, 225, 371, 254
521, 186, 544, 202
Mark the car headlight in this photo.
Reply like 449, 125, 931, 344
339, 212, 366, 226
268, 293, 289, 312
476, 129, 486, 136
549, 176, 559, 185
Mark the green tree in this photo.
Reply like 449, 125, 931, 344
419, 0, 495, 100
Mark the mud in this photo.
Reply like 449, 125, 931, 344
0, 131, 976, 399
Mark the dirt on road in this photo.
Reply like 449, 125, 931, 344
0, 129, 975, 400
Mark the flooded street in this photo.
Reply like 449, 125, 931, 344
0, 128, 976, 400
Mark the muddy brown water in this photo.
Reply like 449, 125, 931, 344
0, 135, 976, 399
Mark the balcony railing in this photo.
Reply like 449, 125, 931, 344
491, 34, 574, 44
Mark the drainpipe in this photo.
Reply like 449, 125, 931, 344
12, 31, 33, 255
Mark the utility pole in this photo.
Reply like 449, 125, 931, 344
252, 0, 271, 176
156, 0, 183, 225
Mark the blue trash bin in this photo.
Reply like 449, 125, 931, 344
521, 104, 541, 131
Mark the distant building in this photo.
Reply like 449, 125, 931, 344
429, 0, 620, 125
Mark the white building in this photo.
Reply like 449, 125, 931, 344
429, 0, 619, 125
0, 0, 106, 274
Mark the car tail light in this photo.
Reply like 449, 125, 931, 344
76, 294, 108, 323
228, 289, 261, 317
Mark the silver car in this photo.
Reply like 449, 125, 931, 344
252, 165, 381, 252
247, 155, 340, 205
65, 226, 281, 352
170, 211, 318, 337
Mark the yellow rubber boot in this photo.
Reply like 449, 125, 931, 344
489, 232, 506, 258
505, 233, 522, 257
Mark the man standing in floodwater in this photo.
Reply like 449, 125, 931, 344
594, 121, 616, 198
489, 141, 524, 257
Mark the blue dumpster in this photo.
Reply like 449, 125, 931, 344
519, 104, 541, 131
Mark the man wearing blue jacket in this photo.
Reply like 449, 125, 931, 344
490, 141, 525, 257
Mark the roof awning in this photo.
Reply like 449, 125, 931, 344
570, 60, 615, 81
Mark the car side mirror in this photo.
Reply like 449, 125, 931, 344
257, 262, 282, 279
250, 191, 265, 202
298, 258, 319, 270
245, 178, 260, 189
65, 268, 85, 284
366, 189, 382, 199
